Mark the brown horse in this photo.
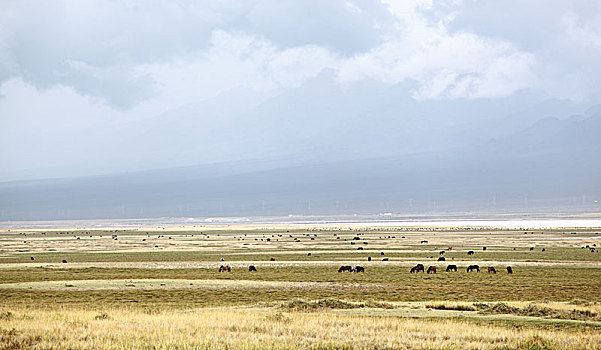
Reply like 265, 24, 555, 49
488, 266, 496, 274
270, 257, 276, 261
248, 265, 257, 272
410, 264, 425, 273
427, 266, 437, 274
219, 265, 231, 272
338, 265, 352, 272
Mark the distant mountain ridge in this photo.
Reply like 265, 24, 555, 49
2, 111, 600, 220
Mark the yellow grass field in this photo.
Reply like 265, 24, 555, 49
1, 221, 600, 349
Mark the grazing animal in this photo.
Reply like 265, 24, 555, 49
506, 266, 513, 274
219, 265, 231, 272
367, 256, 371, 261
482, 247, 487, 251
488, 266, 496, 274
220, 257, 225, 261
338, 265, 352, 272
439, 251, 445, 255
382, 258, 389, 261
248, 265, 257, 272
270, 257, 276, 261
542, 248, 546, 252
421, 240, 428, 244
529, 247, 534, 251
437, 257, 445, 261
410, 264, 425, 273
30, 257, 34, 260
357, 247, 363, 250
427, 266, 437, 274
467, 265, 480, 272
446, 265, 457, 272
307, 253, 311, 256
380, 252, 385, 255
353, 266, 365, 273
467, 250, 474, 255
62, 259, 68, 263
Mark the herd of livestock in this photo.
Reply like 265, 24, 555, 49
217, 262, 513, 274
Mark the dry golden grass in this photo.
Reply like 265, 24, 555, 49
1, 305, 600, 350
2, 222, 601, 349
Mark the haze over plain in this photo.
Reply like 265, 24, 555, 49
1, 1, 600, 220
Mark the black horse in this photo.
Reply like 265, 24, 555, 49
467, 265, 480, 272
353, 266, 365, 273
248, 265, 257, 272
506, 266, 513, 274
437, 257, 445, 261
446, 265, 457, 272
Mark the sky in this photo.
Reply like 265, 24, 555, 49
1, 0, 601, 182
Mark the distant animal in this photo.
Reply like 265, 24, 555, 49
62, 259, 68, 263
439, 251, 445, 255
382, 258, 389, 261
338, 265, 352, 272
446, 265, 457, 272
427, 266, 437, 274
482, 247, 487, 251
467, 250, 474, 255
219, 265, 231, 272
487, 266, 496, 274
367, 256, 371, 261
529, 247, 534, 251
220, 257, 225, 261
421, 240, 428, 244
380, 252, 385, 255
30, 257, 34, 260
437, 257, 445, 261
410, 264, 425, 273
467, 265, 480, 272
541, 248, 546, 252
353, 266, 365, 273
357, 247, 363, 250
506, 266, 513, 274
270, 257, 276, 261
248, 265, 257, 272
307, 253, 311, 256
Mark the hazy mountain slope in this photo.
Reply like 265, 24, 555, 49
2, 112, 600, 220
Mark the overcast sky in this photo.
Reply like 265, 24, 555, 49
1, 0, 601, 181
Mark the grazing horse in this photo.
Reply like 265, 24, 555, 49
353, 266, 365, 273
248, 265, 257, 272
411, 264, 425, 273
420, 240, 428, 244
488, 266, 496, 274
506, 266, 513, 274
62, 259, 68, 263
338, 265, 352, 272
437, 257, 445, 261
382, 258, 389, 261
529, 247, 534, 251
467, 265, 480, 272
427, 266, 437, 274
467, 250, 474, 255
446, 265, 457, 272
270, 257, 276, 261
219, 265, 231, 272
367, 256, 371, 261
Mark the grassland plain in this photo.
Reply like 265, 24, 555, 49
1, 223, 600, 349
